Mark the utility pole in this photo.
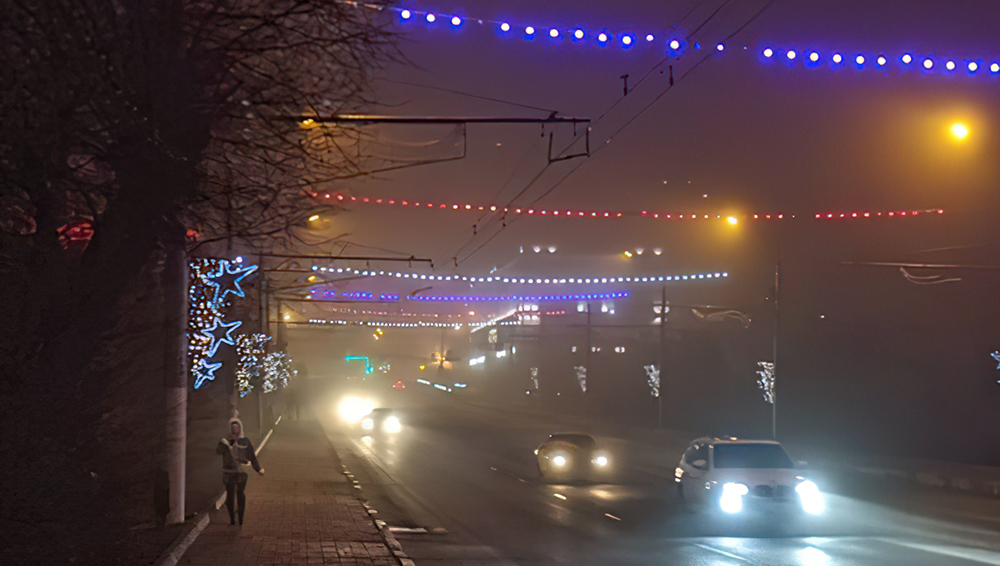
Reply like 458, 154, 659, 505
585, 302, 592, 418
161, 227, 187, 525
772, 260, 780, 440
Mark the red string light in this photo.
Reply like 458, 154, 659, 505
319, 192, 943, 221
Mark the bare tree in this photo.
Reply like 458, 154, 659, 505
0, 0, 395, 562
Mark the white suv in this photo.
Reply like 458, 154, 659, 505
675, 437, 823, 515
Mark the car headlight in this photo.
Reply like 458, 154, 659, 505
552, 455, 567, 467
719, 482, 749, 514
338, 396, 376, 423
383, 416, 402, 433
361, 418, 374, 430
593, 455, 608, 467
796, 479, 824, 515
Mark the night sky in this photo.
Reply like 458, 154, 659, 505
286, 0, 1000, 464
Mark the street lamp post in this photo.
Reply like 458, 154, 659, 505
658, 286, 666, 428
771, 260, 780, 440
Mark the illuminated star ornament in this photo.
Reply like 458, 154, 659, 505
200, 317, 243, 357
205, 259, 258, 307
992, 351, 1000, 376
193, 359, 223, 390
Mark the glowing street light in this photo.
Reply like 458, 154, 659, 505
727, 216, 739, 225
950, 123, 969, 140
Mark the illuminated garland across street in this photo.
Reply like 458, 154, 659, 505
324, 193, 942, 222
407, 291, 630, 302
760, 47, 1000, 78
307, 319, 465, 328
383, 5, 1000, 80
390, 4, 690, 54
312, 266, 729, 285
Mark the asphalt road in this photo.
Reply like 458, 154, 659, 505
314, 388, 1000, 566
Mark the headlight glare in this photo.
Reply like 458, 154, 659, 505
552, 455, 567, 467
796, 480, 824, 515
338, 396, 376, 423
719, 482, 748, 514
383, 416, 402, 433
594, 455, 608, 467
361, 418, 374, 430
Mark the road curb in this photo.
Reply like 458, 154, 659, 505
339, 463, 414, 566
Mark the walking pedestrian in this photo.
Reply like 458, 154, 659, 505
216, 415, 264, 525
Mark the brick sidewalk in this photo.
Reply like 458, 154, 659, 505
177, 418, 398, 566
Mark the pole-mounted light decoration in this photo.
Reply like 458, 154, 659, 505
530, 367, 539, 390
575, 365, 587, 393
193, 359, 223, 390
200, 317, 243, 358
205, 259, 258, 307
644, 364, 660, 398
992, 351, 1000, 382
756, 361, 775, 404
188, 257, 258, 390
345, 355, 375, 375
236, 333, 270, 398
262, 352, 296, 394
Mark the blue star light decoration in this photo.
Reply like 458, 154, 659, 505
193, 359, 223, 389
200, 317, 243, 358
205, 259, 258, 307
992, 351, 1000, 383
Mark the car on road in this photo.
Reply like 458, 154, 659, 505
675, 437, 823, 516
534, 433, 610, 481
361, 408, 403, 434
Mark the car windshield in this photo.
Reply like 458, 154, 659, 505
550, 434, 596, 448
713, 443, 794, 469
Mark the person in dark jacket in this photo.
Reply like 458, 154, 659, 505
216, 415, 264, 525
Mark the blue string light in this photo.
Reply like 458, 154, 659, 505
385, 4, 1000, 79
407, 291, 630, 302
390, 4, 688, 54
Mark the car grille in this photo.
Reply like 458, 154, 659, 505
751, 485, 794, 499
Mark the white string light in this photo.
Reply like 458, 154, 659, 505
311, 266, 729, 285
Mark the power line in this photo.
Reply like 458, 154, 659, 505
379, 79, 559, 114
452, 0, 779, 266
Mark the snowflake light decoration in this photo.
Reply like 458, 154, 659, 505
756, 361, 775, 404
575, 365, 587, 393
262, 352, 296, 394
236, 334, 270, 397
644, 364, 660, 398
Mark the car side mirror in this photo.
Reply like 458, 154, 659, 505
692, 459, 707, 470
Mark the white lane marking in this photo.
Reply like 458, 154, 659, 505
389, 526, 428, 534
604, 513, 621, 521
877, 539, 1000, 565
693, 543, 756, 564
554, 493, 567, 500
